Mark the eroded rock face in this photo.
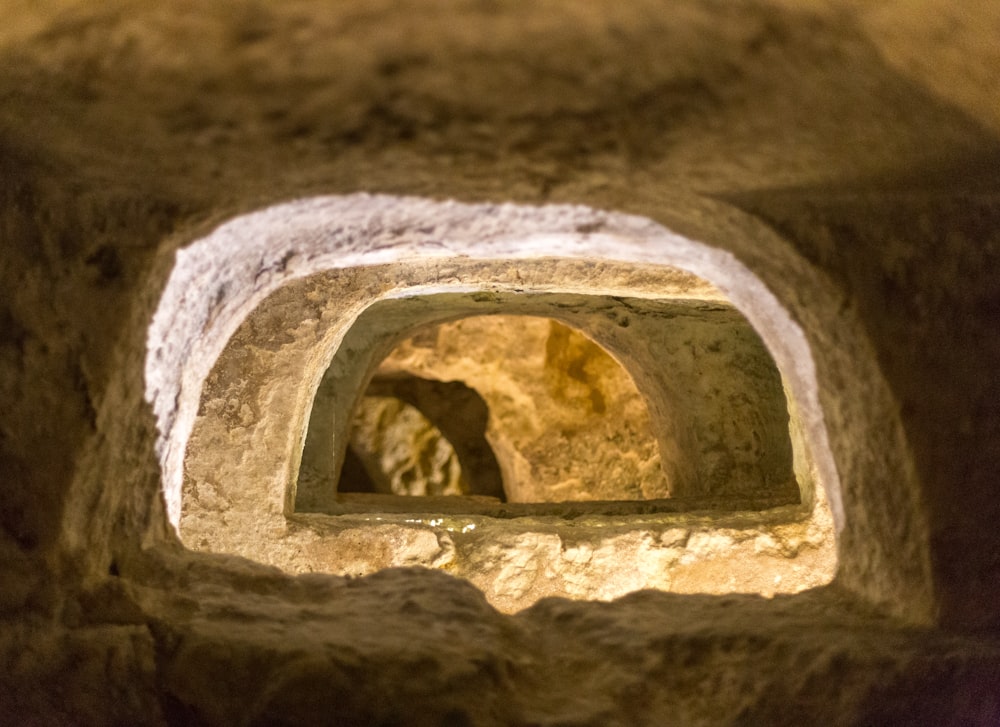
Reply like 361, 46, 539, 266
348, 395, 466, 497
279, 492, 836, 613
349, 376, 506, 499
174, 256, 831, 611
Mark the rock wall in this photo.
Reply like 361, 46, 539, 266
347, 393, 469, 497
300, 289, 799, 512
170, 208, 835, 611
2, 1, 999, 724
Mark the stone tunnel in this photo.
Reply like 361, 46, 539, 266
2, 1, 1000, 725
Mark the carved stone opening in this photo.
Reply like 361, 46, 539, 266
326, 311, 799, 518
146, 194, 934, 618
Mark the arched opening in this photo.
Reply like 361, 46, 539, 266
327, 312, 799, 511
145, 194, 933, 620
174, 262, 833, 608
296, 291, 803, 519
340, 315, 666, 506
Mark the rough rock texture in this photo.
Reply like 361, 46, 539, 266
348, 394, 468, 497
2, 0, 1000, 724
275, 497, 836, 613
353, 376, 506, 500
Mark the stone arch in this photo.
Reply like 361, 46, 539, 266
299, 300, 794, 512
145, 193, 933, 620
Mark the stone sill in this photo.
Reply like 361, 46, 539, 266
319, 490, 802, 520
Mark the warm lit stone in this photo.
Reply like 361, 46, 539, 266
4, 2, 1000, 724
368, 315, 669, 503
347, 395, 466, 497
170, 203, 835, 610
298, 288, 802, 514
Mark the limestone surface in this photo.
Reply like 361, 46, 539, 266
370, 315, 669, 503
348, 395, 467, 497
2, 1, 1000, 724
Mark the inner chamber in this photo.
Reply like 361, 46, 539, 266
337, 314, 795, 508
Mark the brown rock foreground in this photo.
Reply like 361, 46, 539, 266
4, 552, 999, 726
